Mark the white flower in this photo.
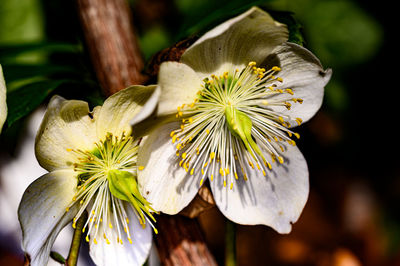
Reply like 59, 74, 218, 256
18, 85, 160, 266
137, 7, 332, 234
0, 64, 7, 133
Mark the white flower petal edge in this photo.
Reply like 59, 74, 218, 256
266, 42, 332, 124
156, 62, 203, 116
97, 85, 160, 140
137, 121, 202, 214
209, 143, 308, 233
89, 202, 152, 266
0, 65, 7, 133
35, 96, 97, 171
18, 169, 78, 266
181, 6, 288, 78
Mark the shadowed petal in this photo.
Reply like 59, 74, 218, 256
35, 96, 97, 171
264, 42, 332, 125
0, 65, 7, 133
137, 122, 202, 214
18, 169, 78, 266
89, 202, 152, 266
156, 62, 202, 116
181, 6, 288, 78
210, 144, 308, 233
97, 85, 160, 140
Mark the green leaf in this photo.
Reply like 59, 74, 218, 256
50, 251, 66, 264
2, 63, 80, 82
0, 42, 81, 59
6, 79, 67, 127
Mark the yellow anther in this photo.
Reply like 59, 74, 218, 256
276, 77, 283, 82
201, 168, 204, 175
230, 183, 233, 190
295, 118, 303, 125
263, 170, 266, 176
224, 180, 227, 187
86, 235, 90, 242
138, 166, 144, 171
294, 132, 300, 139
225, 168, 230, 175
126, 217, 130, 224
243, 173, 248, 181
271, 66, 281, 71
82, 227, 85, 233
188, 117, 193, 123
66, 207, 70, 212
94, 238, 98, 245
278, 117, 284, 123
72, 221, 76, 229
265, 161, 272, 170
210, 174, 214, 181
210, 152, 215, 159
178, 111, 183, 117
220, 168, 224, 176
278, 156, 284, 164
200, 178, 204, 186
285, 88, 294, 95
109, 223, 113, 228
190, 168, 194, 175
249, 61, 257, 66
128, 238, 132, 244
206, 129, 210, 134
196, 147, 200, 155
172, 135, 178, 143
182, 153, 187, 159
66, 148, 72, 152
234, 172, 238, 180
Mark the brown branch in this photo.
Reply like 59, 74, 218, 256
75, 0, 217, 265
76, 0, 147, 96
155, 215, 217, 266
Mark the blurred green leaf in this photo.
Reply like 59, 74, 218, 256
2, 63, 81, 82
6, 79, 67, 127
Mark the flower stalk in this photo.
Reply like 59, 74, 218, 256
66, 211, 87, 266
225, 220, 236, 266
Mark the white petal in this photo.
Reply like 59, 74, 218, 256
181, 7, 288, 77
137, 122, 201, 214
156, 62, 202, 116
89, 202, 153, 266
0, 64, 7, 133
35, 96, 97, 171
18, 169, 78, 266
210, 144, 309, 234
266, 42, 332, 124
97, 85, 160, 140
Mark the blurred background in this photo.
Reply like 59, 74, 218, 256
0, 0, 398, 265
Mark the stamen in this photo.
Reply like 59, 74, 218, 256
171, 62, 303, 186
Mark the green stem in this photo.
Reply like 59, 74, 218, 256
66, 211, 87, 266
225, 219, 236, 266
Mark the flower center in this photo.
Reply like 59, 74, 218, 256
170, 62, 304, 189
65, 132, 157, 245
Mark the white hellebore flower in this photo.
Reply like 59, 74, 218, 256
137, 7, 332, 233
0, 64, 7, 133
18, 85, 160, 266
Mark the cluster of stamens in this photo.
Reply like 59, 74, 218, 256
170, 62, 304, 189
65, 132, 157, 245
